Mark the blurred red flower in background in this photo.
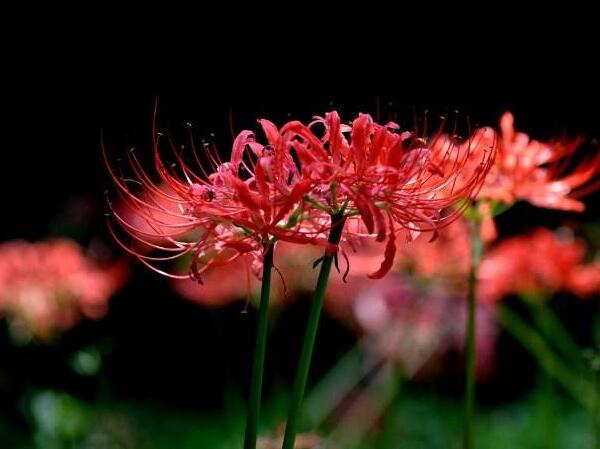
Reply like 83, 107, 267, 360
352, 277, 497, 379
489, 113, 598, 240
396, 218, 471, 285
432, 112, 600, 241
0, 239, 127, 341
487, 112, 600, 212
479, 227, 600, 303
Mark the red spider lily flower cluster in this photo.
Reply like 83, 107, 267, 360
477, 113, 599, 240
486, 112, 600, 211
0, 239, 127, 341
105, 110, 495, 283
431, 112, 600, 240
104, 119, 326, 283
273, 112, 494, 278
478, 227, 600, 302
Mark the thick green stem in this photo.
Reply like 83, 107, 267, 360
243, 242, 275, 449
282, 213, 346, 449
464, 218, 482, 449
594, 317, 600, 449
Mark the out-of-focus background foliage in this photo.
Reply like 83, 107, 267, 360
2, 29, 600, 448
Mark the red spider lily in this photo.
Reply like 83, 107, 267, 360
109, 181, 265, 283
477, 112, 600, 239
0, 239, 127, 341
488, 112, 600, 211
478, 227, 600, 303
251, 111, 495, 279
432, 113, 600, 240
105, 110, 494, 283
103, 112, 330, 283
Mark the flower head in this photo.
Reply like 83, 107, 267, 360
487, 112, 600, 212
474, 112, 600, 239
103, 114, 324, 283
105, 110, 495, 283
251, 111, 495, 278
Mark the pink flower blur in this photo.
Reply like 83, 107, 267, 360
0, 239, 127, 341
336, 273, 497, 380
479, 227, 600, 303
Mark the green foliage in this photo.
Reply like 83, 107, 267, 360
3, 385, 594, 449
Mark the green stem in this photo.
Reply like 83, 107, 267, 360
243, 242, 275, 449
464, 218, 482, 449
594, 368, 600, 449
282, 212, 346, 449
535, 373, 558, 449
594, 317, 600, 449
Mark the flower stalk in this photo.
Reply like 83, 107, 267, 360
282, 212, 346, 449
464, 216, 482, 449
243, 241, 275, 449
595, 370, 600, 449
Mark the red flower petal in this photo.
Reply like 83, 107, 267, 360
367, 231, 396, 279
